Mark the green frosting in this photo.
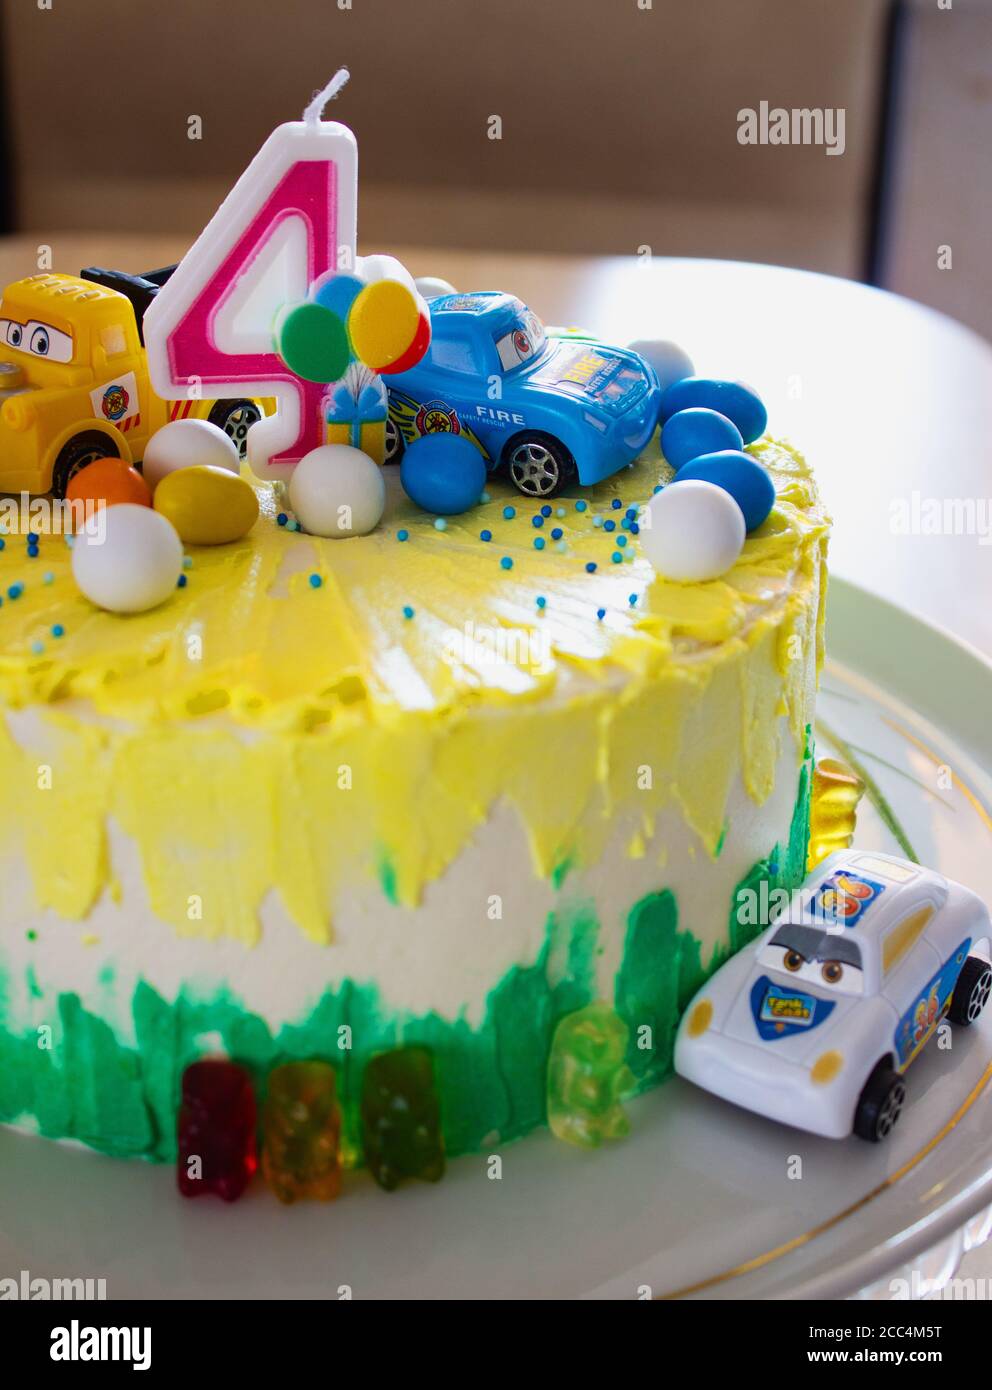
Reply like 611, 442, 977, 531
0, 742, 813, 1163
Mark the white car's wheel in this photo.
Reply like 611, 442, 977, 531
948, 956, 992, 1026
853, 1059, 906, 1143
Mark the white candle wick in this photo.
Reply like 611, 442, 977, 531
303, 68, 351, 125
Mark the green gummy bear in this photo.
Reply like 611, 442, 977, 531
359, 1046, 445, 1191
547, 1002, 636, 1149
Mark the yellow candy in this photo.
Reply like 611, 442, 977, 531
349, 280, 419, 370
807, 757, 865, 871
153, 464, 258, 545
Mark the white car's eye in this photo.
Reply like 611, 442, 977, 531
760, 942, 808, 973
26, 320, 73, 362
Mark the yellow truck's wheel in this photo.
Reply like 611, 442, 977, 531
51, 431, 119, 499
207, 400, 262, 460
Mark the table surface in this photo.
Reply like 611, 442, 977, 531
3, 235, 990, 656
2, 235, 991, 1293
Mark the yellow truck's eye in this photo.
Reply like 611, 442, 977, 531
24, 320, 73, 363
2, 319, 23, 347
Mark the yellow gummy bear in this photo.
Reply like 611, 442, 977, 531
807, 757, 865, 871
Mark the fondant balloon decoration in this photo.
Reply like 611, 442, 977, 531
276, 256, 430, 464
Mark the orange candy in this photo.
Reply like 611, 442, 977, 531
65, 456, 151, 527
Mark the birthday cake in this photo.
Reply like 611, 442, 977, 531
0, 423, 828, 1167
0, 77, 830, 1190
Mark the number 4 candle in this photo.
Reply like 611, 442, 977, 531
145, 70, 358, 481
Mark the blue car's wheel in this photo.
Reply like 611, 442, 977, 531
384, 416, 405, 465
504, 432, 573, 499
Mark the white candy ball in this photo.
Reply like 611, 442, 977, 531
288, 445, 386, 539
414, 276, 457, 301
71, 504, 184, 613
142, 419, 240, 492
627, 339, 695, 391
640, 480, 745, 582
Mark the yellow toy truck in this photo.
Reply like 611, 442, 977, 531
0, 267, 265, 496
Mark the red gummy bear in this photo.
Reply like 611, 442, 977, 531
177, 1059, 257, 1202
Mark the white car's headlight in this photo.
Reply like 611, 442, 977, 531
810, 1050, 844, 1085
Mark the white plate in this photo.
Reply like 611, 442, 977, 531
2, 578, 991, 1300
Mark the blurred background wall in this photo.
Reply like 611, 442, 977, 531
0, 0, 990, 336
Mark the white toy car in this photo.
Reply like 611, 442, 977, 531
675, 850, 992, 1142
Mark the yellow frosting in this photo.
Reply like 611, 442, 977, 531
0, 437, 829, 942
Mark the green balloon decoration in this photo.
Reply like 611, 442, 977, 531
278, 302, 351, 384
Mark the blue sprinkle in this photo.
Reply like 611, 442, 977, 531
617, 535, 628, 547
536, 595, 546, 609
540, 505, 552, 517
51, 623, 65, 637
556, 507, 566, 517
308, 573, 322, 588
479, 529, 492, 542
276, 512, 288, 526
593, 516, 604, 528
625, 507, 638, 519
434, 518, 447, 531
397, 528, 409, 542
0, 537, 5, 550
620, 517, 631, 530
30, 640, 43, 655
402, 605, 415, 620
183, 556, 193, 569
287, 519, 300, 532
8, 582, 23, 599
65, 535, 75, 547
533, 536, 545, 550
43, 571, 54, 584
603, 519, 616, 532
503, 505, 516, 520
27, 547, 39, 558
585, 562, 597, 573
630, 521, 640, 535
27, 531, 39, 542
628, 594, 638, 607
611, 498, 622, 510
575, 499, 587, 512
596, 607, 606, 620
500, 556, 513, 570
611, 551, 623, 564
177, 573, 188, 589
551, 527, 563, 540
481, 491, 491, 504
531, 514, 544, 528
653, 484, 663, 494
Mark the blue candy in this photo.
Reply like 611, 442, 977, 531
658, 378, 767, 445
661, 407, 744, 471
676, 451, 775, 531
400, 433, 487, 516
